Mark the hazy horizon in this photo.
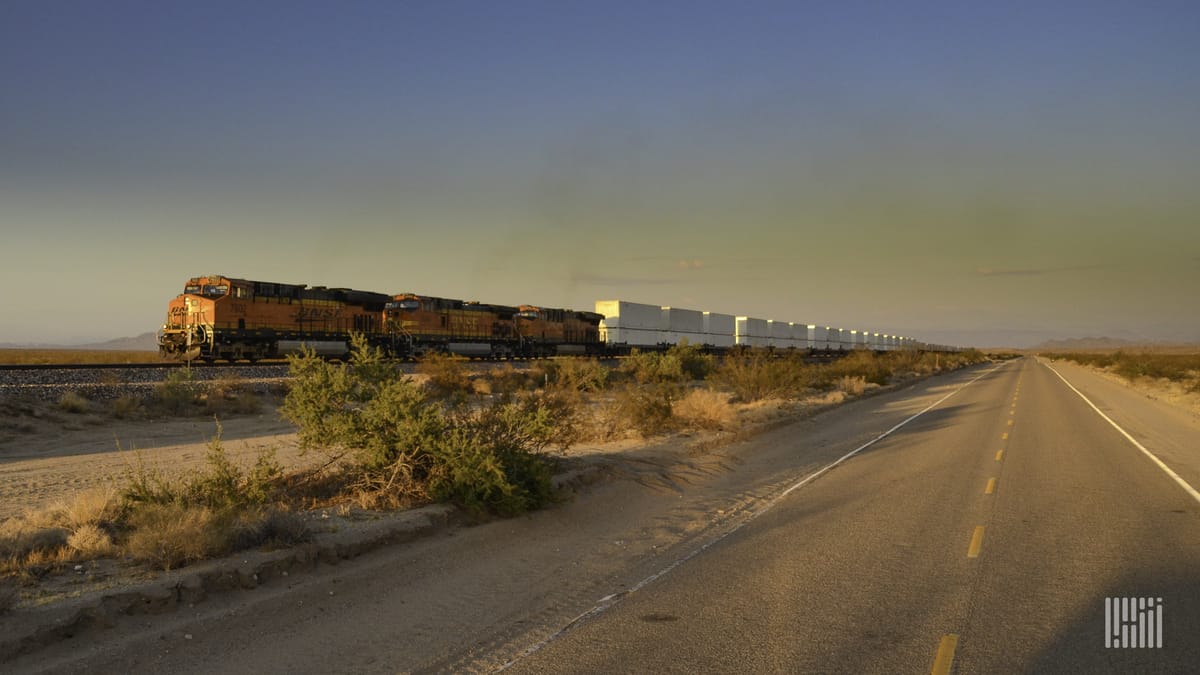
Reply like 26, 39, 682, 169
3, 2, 1198, 348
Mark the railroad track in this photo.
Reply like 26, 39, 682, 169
0, 361, 289, 372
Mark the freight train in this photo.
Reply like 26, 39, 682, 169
157, 275, 958, 362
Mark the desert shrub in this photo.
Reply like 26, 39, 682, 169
53, 488, 121, 531
121, 423, 283, 510
673, 388, 737, 430
834, 375, 867, 396
57, 391, 91, 414
284, 340, 559, 516
482, 364, 539, 395
622, 343, 714, 384
216, 508, 310, 553
111, 394, 143, 419
0, 521, 70, 563
427, 426, 554, 517
669, 341, 716, 381
827, 351, 890, 386
151, 367, 202, 415
542, 357, 610, 392
612, 384, 677, 437
417, 352, 472, 399
67, 524, 115, 557
123, 503, 226, 570
713, 349, 810, 401
201, 373, 263, 416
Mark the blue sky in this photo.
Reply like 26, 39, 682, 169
2, 1, 1197, 346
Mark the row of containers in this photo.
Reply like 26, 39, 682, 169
594, 300, 922, 351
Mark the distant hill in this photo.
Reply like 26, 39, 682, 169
1033, 337, 1149, 352
0, 332, 159, 351
75, 332, 159, 351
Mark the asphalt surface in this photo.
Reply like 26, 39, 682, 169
510, 357, 1200, 674
13, 357, 1199, 674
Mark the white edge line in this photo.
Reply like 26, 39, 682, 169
497, 361, 1007, 671
1042, 360, 1200, 505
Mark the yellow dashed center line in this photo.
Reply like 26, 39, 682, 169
1001, 432, 1009, 440
930, 634, 959, 675
985, 477, 997, 494
995, 449, 1004, 461
967, 526, 986, 558
1007, 419, 1014, 426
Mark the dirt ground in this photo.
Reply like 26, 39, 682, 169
0, 405, 311, 522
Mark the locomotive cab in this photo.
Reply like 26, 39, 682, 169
158, 276, 234, 361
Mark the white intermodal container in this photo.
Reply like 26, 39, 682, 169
811, 325, 828, 350
847, 329, 861, 350
791, 323, 811, 350
661, 307, 704, 346
735, 317, 770, 347
594, 300, 662, 330
600, 318, 664, 347
827, 328, 841, 350
767, 320, 792, 349
701, 312, 735, 348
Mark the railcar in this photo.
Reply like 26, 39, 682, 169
515, 306, 604, 356
381, 295, 603, 358
158, 275, 391, 362
383, 293, 522, 358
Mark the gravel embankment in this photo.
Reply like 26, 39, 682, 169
0, 365, 293, 402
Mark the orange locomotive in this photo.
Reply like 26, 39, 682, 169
158, 275, 391, 362
383, 294, 604, 358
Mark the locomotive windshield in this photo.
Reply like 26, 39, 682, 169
516, 310, 540, 320
386, 300, 420, 311
203, 285, 229, 297
185, 284, 202, 294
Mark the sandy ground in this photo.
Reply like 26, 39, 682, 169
0, 378, 851, 524
0, 405, 314, 522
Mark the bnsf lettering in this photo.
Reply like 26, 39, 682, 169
169, 306, 187, 317
297, 307, 341, 320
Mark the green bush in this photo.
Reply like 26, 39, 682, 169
713, 349, 810, 401
542, 357, 610, 392
612, 384, 677, 437
282, 340, 559, 516
827, 351, 890, 386
417, 352, 473, 399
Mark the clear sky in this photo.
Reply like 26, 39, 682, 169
2, 1, 1197, 347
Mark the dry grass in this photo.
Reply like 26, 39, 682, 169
57, 392, 92, 414
673, 388, 738, 431
67, 524, 116, 557
123, 503, 226, 570
111, 394, 143, 419
834, 375, 868, 396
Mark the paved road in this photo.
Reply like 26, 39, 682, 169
15, 357, 1200, 674
510, 357, 1200, 673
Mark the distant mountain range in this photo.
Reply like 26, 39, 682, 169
0, 332, 159, 351
1032, 337, 1165, 351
